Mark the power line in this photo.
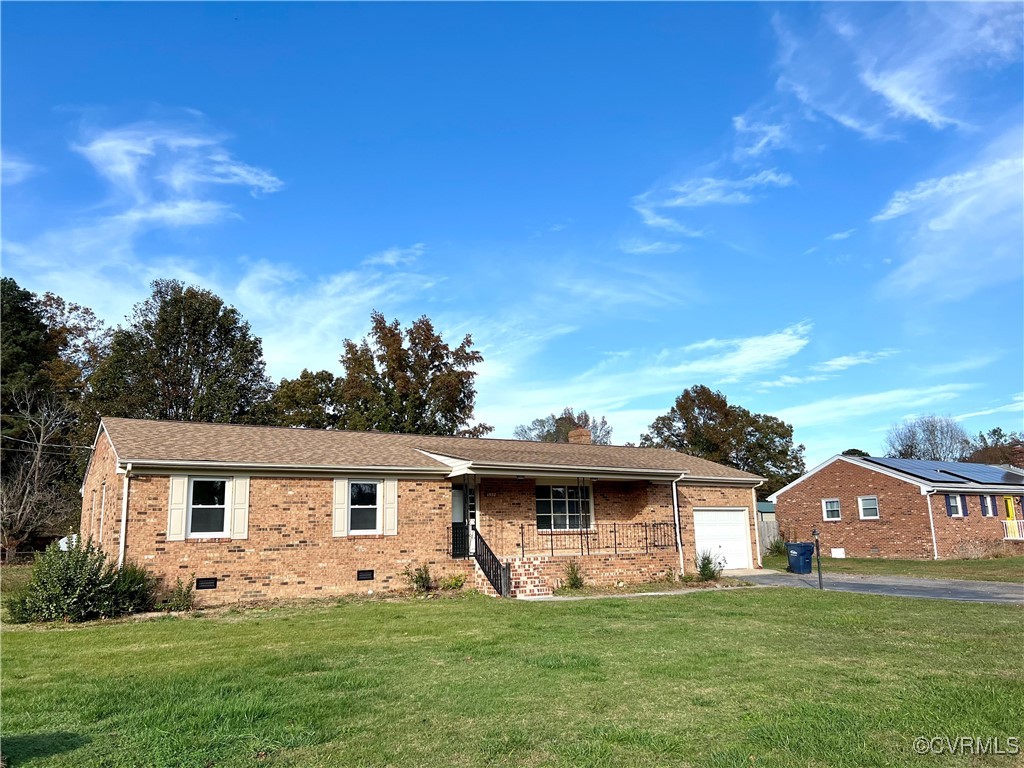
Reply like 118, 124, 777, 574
0, 435, 92, 449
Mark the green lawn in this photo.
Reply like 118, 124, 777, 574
762, 554, 1024, 583
1, 563, 34, 597
3, 590, 1022, 767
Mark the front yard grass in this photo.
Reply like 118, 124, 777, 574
762, 554, 1024, 583
3, 589, 1022, 767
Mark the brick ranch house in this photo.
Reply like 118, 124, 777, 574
769, 455, 1024, 560
81, 417, 764, 604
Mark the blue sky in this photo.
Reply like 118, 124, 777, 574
2, 3, 1022, 464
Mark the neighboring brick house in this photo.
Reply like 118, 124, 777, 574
769, 456, 1024, 560
80, 417, 764, 604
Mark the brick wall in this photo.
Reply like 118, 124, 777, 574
931, 493, 1024, 558
118, 473, 473, 606
773, 459, 1024, 559
676, 483, 760, 572
773, 460, 933, 559
79, 431, 123, 558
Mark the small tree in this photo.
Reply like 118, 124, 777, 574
0, 387, 80, 560
513, 407, 613, 444
884, 415, 970, 462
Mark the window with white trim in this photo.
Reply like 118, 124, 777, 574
980, 495, 994, 517
858, 496, 880, 520
187, 478, 229, 537
536, 483, 592, 530
821, 498, 841, 521
349, 480, 382, 534
947, 494, 963, 517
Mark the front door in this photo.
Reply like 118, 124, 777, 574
451, 484, 477, 557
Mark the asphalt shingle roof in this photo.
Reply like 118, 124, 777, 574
100, 417, 762, 481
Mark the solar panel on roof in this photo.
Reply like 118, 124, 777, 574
864, 457, 1024, 486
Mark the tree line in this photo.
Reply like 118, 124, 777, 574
3, 275, 1015, 558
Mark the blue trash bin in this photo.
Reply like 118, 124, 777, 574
786, 542, 815, 574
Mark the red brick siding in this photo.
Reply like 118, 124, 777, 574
774, 459, 1024, 559
122, 474, 472, 606
79, 430, 123, 558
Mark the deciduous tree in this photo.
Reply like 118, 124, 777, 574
884, 415, 970, 462
640, 385, 805, 499
334, 311, 491, 436
513, 407, 613, 444
965, 427, 1024, 467
88, 280, 272, 424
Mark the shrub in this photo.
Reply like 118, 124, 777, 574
403, 564, 434, 593
694, 549, 724, 582
3, 538, 157, 623
438, 573, 466, 591
109, 562, 158, 615
564, 561, 585, 590
766, 537, 788, 558
165, 574, 196, 612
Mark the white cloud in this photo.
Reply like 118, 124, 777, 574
732, 115, 788, 160
662, 169, 794, 208
620, 240, 682, 255
922, 356, 998, 377
872, 157, 1021, 222
773, 4, 1023, 138
756, 374, 831, 390
812, 349, 898, 373
825, 229, 856, 241
362, 243, 426, 267
632, 199, 705, 236
953, 394, 1024, 422
1, 153, 38, 186
875, 127, 1023, 300
773, 384, 972, 428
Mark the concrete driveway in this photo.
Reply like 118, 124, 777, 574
742, 570, 1024, 605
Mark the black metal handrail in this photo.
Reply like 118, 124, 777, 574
449, 522, 470, 559
518, 522, 675, 557
474, 530, 510, 597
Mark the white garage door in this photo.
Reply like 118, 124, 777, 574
693, 508, 752, 569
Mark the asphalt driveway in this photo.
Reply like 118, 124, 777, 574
743, 570, 1024, 605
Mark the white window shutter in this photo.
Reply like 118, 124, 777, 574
383, 479, 398, 535
230, 476, 250, 539
332, 478, 349, 537
167, 475, 188, 541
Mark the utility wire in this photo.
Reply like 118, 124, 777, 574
0, 435, 92, 449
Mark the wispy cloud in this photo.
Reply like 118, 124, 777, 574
812, 349, 898, 373
620, 240, 682, 255
953, 394, 1024, 422
875, 126, 1023, 300
731, 115, 788, 160
922, 356, 998, 377
773, 384, 972, 428
825, 229, 856, 241
662, 169, 794, 208
772, 4, 1023, 138
756, 374, 831, 390
1, 152, 39, 186
362, 243, 425, 267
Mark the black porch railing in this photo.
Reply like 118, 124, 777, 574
474, 530, 510, 597
449, 522, 470, 559
519, 522, 675, 557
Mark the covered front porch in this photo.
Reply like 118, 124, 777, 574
444, 472, 684, 596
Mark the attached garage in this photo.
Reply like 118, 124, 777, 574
693, 508, 753, 569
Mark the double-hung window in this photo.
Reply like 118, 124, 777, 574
187, 478, 230, 538
858, 496, 880, 520
349, 480, 382, 534
536, 483, 592, 530
980, 495, 995, 517
822, 498, 841, 521
946, 494, 963, 517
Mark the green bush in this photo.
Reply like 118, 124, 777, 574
564, 561, 585, 590
164, 574, 196, 612
403, 564, 434, 593
438, 573, 466, 591
766, 537, 787, 558
3, 538, 157, 623
694, 549, 724, 582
